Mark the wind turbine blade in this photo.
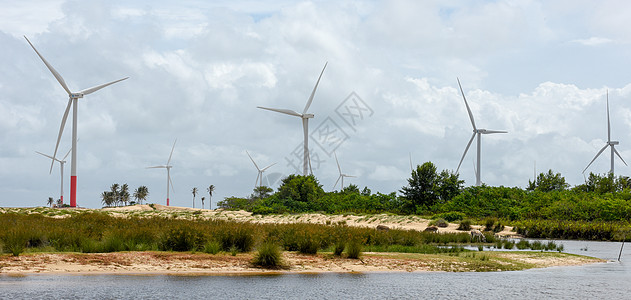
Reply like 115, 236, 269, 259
167, 139, 177, 165
24, 36, 71, 95
482, 130, 508, 134
333, 175, 341, 189
147, 165, 167, 169
345, 175, 357, 178
409, 152, 413, 171
35, 151, 59, 162
583, 144, 609, 173
50, 98, 72, 174
613, 147, 628, 166
261, 162, 276, 171
457, 78, 476, 130
303, 62, 328, 114
246, 150, 260, 170
169, 175, 175, 193
79, 77, 129, 95
257, 106, 302, 117
334, 152, 341, 174
607, 90, 611, 142
62, 147, 72, 161
456, 132, 476, 173
255, 172, 261, 187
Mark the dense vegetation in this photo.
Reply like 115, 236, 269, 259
0, 211, 559, 257
217, 163, 631, 240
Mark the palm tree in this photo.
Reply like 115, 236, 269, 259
134, 186, 149, 205
201, 197, 205, 209
120, 184, 130, 206
101, 191, 112, 207
207, 185, 215, 210
191, 187, 198, 208
110, 184, 120, 206
47, 197, 54, 208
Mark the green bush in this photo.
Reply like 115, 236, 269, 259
434, 212, 466, 222
333, 240, 345, 256
457, 219, 472, 231
252, 242, 284, 268
346, 240, 362, 259
430, 218, 449, 228
159, 225, 205, 251
2, 227, 29, 256
203, 240, 222, 254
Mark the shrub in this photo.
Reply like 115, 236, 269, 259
2, 228, 29, 256
203, 240, 222, 255
217, 226, 255, 253
484, 218, 497, 231
333, 240, 345, 256
298, 236, 320, 254
433, 212, 466, 222
430, 218, 449, 228
457, 219, 472, 231
252, 242, 284, 268
159, 225, 205, 251
346, 240, 362, 259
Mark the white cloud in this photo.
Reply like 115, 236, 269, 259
3, 1, 631, 208
571, 37, 614, 46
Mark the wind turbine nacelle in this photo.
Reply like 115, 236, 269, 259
304, 113, 314, 118
610, 141, 620, 145
70, 93, 84, 99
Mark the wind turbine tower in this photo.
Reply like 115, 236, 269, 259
455, 78, 507, 186
258, 62, 327, 176
147, 139, 177, 206
36, 147, 71, 206
333, 152, 356, 190
25, 36, 128, 207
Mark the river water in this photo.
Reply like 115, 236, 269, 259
1, 239, 629, 299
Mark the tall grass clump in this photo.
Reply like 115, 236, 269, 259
159, 224, 205, 251
333, 240, 345, 256
252, 242, 284, 269
1, 227, 30, 256
203, 240, 222, 255
346, 240, 362, 259
457, 219, 472, 231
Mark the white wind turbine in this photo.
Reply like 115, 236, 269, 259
333, 152, 356, 190
147, 140, 177, 206
257, 62, 327, 176
246, 150, 276, 188
25, 36, 128, 208
583, 90, 627, 175
36, 147, 72, 206
455, 78, 507, 186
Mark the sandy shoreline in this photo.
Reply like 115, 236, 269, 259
0, 251, 603, 276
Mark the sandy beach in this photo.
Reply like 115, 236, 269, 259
0, 250, 603, 275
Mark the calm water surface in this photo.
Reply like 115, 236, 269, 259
1, 239, 629, 299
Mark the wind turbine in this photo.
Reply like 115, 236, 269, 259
246, 150, 276, 188
147, 139, 177, 206
35, 147, 71, 206
455, 78, 507, 186
257, 62, 327, 176
583, 90, 627, 175
25, 36, 128, 208
333, 152, 356, 190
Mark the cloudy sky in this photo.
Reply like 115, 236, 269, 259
2, 0, 631, 208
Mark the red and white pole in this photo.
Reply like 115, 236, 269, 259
70, 97, 78, 207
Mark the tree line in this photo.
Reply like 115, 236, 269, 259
217, 161, 631, 222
